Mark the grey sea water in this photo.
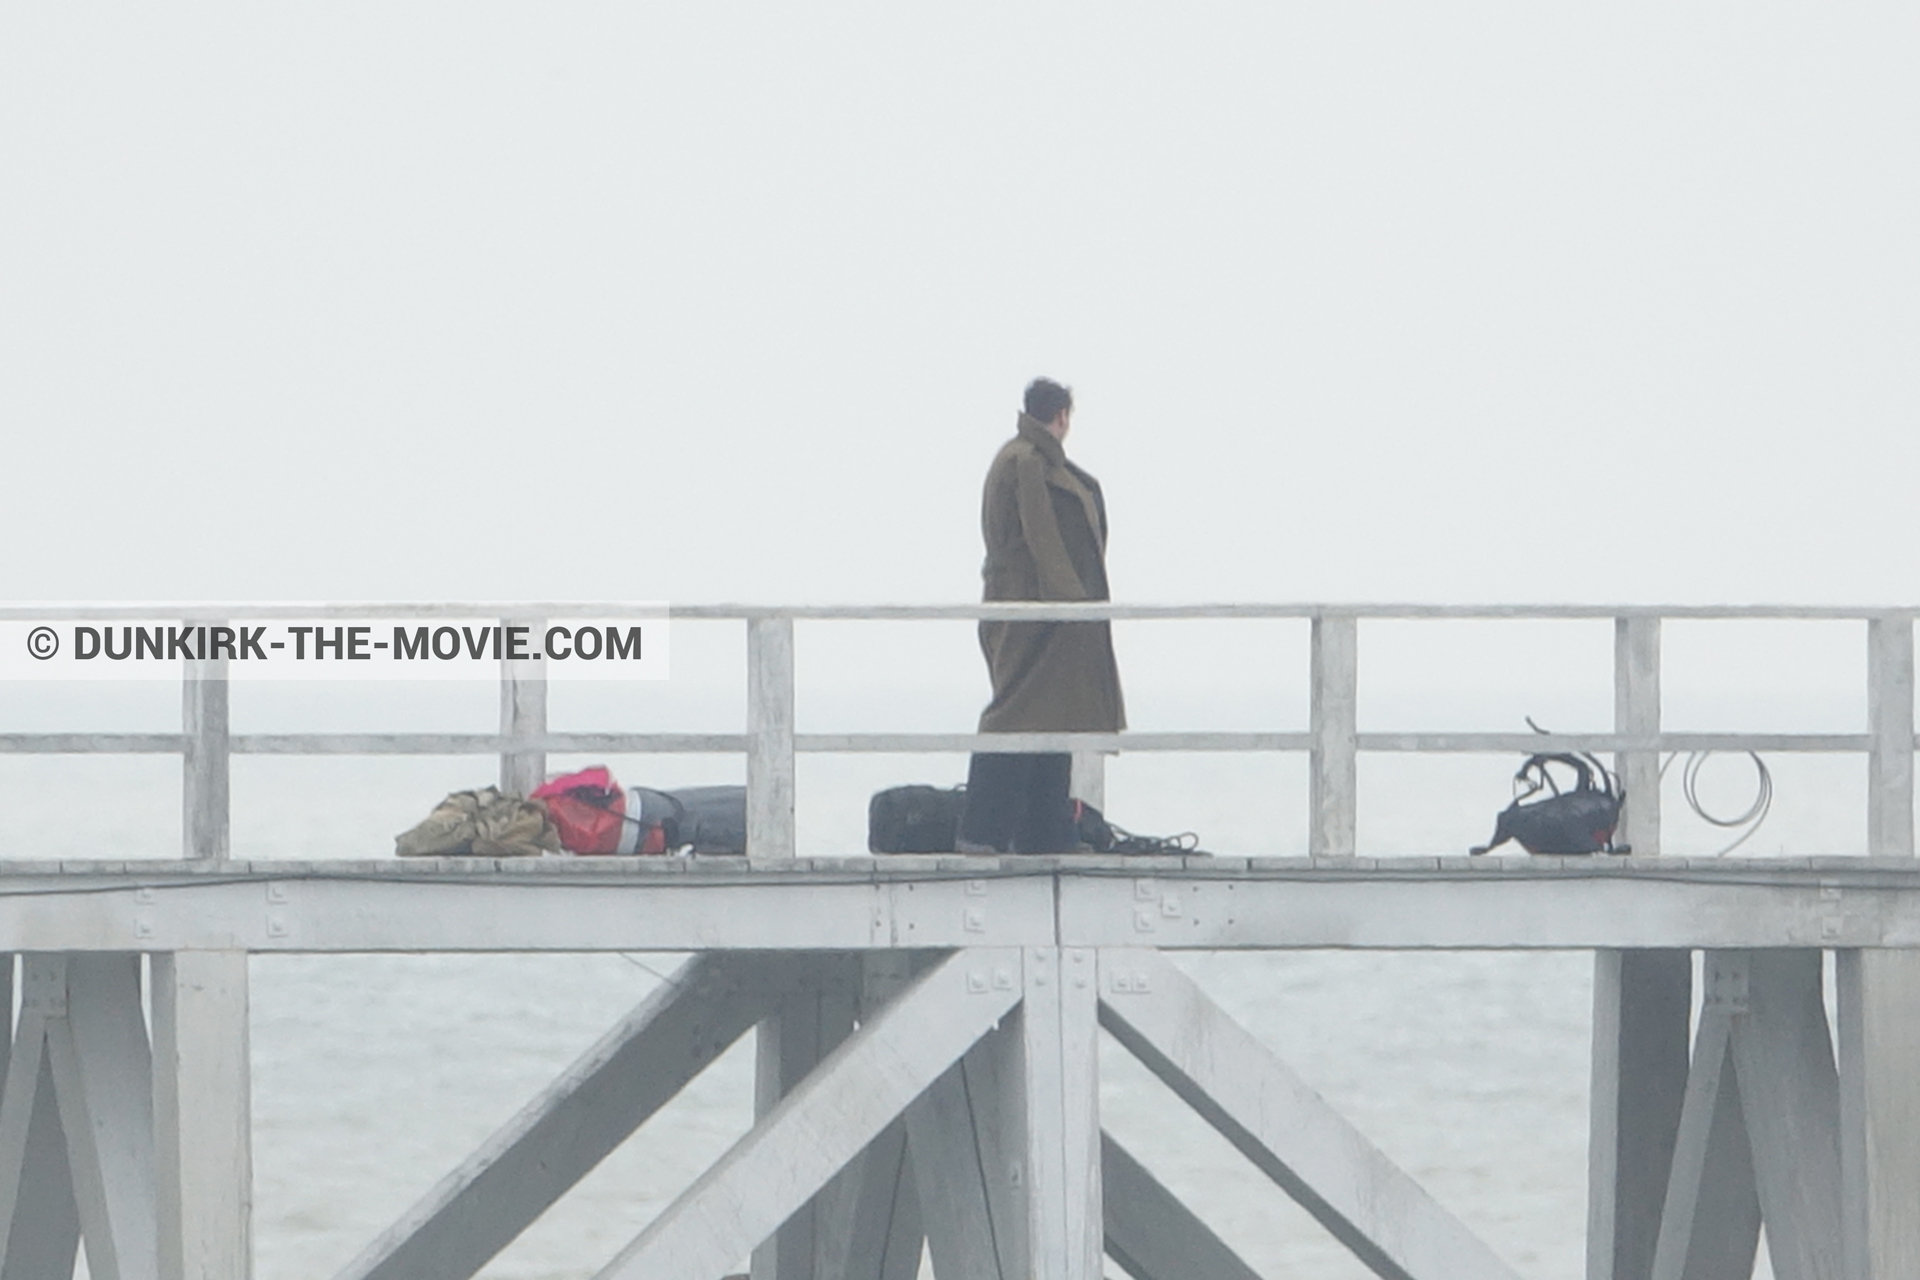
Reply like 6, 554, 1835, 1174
5, 616, 1869, 1278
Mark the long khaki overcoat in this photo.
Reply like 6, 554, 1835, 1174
976, 414, 1126, 734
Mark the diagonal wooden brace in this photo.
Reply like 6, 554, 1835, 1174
906, 1044, 1019, 1280
594, 948, 1022, 1280
753, 954, 861, 1280
901, 947, 1103, 1280
1097, 948, 1524, 1280
814, 1120, 922, 1280
47, 955, 157, 1280
1589, 948, 1692, 1280
1101, 1133, 1262, 1280
1650, 1001, 1761, 1280
1726, 951, 1844, 1280
337, 952, 789, 1280
0, 1000, 82, 1280
1652, 950, 1845, 1280
814, 954, 933, 1280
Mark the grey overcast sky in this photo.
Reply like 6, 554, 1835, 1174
3, 5, 1916, 610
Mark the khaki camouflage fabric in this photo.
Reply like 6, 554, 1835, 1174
395, 787, 561, 857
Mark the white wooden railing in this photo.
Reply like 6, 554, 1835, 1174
0, 603, 1912, 862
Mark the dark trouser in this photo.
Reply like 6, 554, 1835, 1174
957, 752, 1077, 854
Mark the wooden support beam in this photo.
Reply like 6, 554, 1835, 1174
814, 1121, 922, 1280
906, 1059, 1013, 1274
900, 947, 1103, 1280
1098, 948, 1523, 1280
906, 1048, 1018, 1280
821, 954, 931, 1280
1652, 951, 1848, 1280
748, 616, 798, 859
1732, 951, 1844, 1280
0, 954, 10, 1097
0, 970, 82, 1280
25, 861, 1920, 954
339, 954, 782, 1280
1100, 1134, 1262, 1280
595, 949, 1021, 1280
1589, 950, 1692, 1280
753, 956, 859, 1280
1841, 616, 1920, 1280
2, 1052, 83, 1280
1015, 947, 1101, 1280
153, 952, 252, 1280
1309, 614, 1357, 856
47, 954, 159, 1280
1590, 618, 1688, 1280
1651, 969, 1761, 1280
1838, 950, 1920, 1280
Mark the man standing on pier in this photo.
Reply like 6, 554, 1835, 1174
957, 378, 1126, 854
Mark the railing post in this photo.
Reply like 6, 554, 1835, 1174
1308, 613, 1357, 857
1837, 613, 1920, 1280
499, 616, 547, 798
748, 616, 797, 859
1590, 615, 1689, 1280
1613, 615, 1661, 856
183, 626, 230, 862
1069, 752, 1106, 810
154, 950, 252, 1280
1866, 614, 1913, 858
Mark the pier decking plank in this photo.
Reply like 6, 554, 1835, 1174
0, 856, 1916, 952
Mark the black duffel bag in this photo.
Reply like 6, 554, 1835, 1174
867, 785, 969, 853
866, 784, 1132, 854
629, 785, 748, 855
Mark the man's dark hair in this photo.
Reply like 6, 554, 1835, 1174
1023, 378, 1073, 424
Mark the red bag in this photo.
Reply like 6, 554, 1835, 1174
530, 766, 672, 855
531, 767, 628, 854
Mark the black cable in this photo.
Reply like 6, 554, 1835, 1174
1104, 825, 1206, 857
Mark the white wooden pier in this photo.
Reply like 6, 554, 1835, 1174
2, 602, 1918, 1280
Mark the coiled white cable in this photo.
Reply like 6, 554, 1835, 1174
1660, 750, 1774, 856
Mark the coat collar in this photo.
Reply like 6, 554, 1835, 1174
1013, 411, 1105, 553
1015, 412, 1067, 466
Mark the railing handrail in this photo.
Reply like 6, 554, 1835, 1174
2, 601, 1918, 623
0, 731, 1887, 756
1, 604, 1913, 863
